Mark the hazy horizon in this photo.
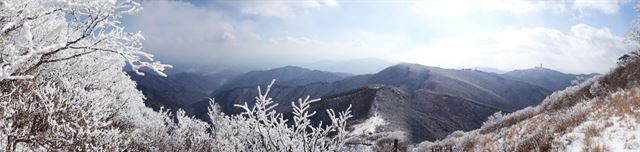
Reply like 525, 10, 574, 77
157, 58, 600, 76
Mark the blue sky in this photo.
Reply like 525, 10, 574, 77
123, 0, 640, 74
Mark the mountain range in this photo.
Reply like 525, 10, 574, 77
129, 63, 596, 143
420, 54, 640, 151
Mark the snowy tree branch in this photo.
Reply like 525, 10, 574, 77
0, 0, 171, 81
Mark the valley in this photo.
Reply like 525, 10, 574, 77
131, 63, 595, 143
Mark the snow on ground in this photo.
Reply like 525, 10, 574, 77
559, 115, 640, 151
350, 114, 387, 136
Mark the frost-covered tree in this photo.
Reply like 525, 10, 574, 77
0, 0, 170, 80
205, 80, 353, 152
0, 0, 168, 151
0, 0, 354, 151
622, 7, 640, 65
0, 48, 166, 151
121, 80, 354, 151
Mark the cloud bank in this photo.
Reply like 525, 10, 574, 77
123, 0, 637, 74
124, 0, 396, 70
231, 0, 338, 18
393, 24, 633, 74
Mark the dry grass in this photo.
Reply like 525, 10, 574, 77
480, 75, 597, 135
592, 87, 640, 121
514, 131, 552, 152
542, 57, 640, 117
552, 110, 588, 134
424, 59, 640, 152
582, 124, 608, 152
584, 144, 609, 152
604, 121, 614, 128
601, 58, 640, 94
541, 85, 594, 113
479, 107, 538, 134
584, 125, 602, 141
468, 87, 639, 152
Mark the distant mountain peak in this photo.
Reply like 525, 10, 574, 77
216, 65, 351, 92
474, 67, 507, 74
393, 62, 429, 68
532, 66, 559, 72
515, 66, 557, 72
372, 63, 432, 87
274, 65, 309, 71
503, 67, 597, 92
381, 63, 433, 73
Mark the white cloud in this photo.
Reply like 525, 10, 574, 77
573, 0, 628, 14
232, 0, 338, 19
126, 0, 632, 73
392, 24, 632, 74
125, 0, 242, 64
125, 0, 393, 69
321, 0, 338, 7
410, 0, 630, 17
409, 0, 567, 16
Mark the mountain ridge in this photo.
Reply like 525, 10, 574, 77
503, 67, 599, 92
130, 63, 595, 144
191, 63, 552, 143
418, 55, 640, 151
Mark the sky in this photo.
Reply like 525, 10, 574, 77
123, 0, 640, 74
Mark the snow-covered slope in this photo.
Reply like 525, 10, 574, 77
415, 55, 640, 151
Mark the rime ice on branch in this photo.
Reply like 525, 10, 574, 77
0, 0, 170, 80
